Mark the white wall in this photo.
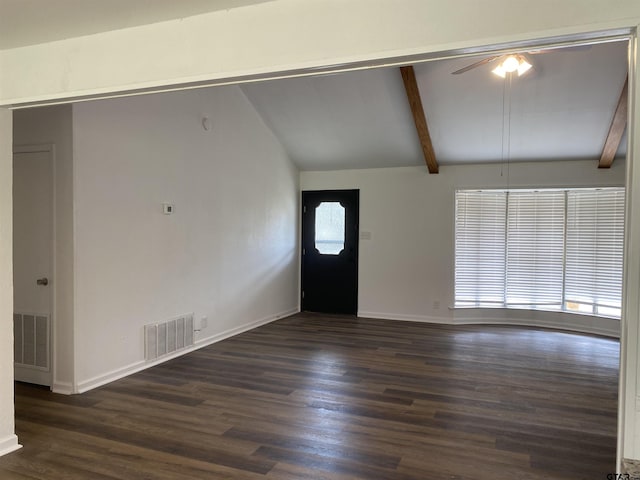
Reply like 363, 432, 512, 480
12, 106, 75, 393
0, 109, 19, 455
301, 160, 626, 336
71, 86, 299, 391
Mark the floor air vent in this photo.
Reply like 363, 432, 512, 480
145, 314, 194, 361
14, 313, 50, 370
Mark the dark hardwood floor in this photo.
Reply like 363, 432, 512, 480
0, 312, 619, 479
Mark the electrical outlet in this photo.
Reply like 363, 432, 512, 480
433, 300, 440, 310
201, 317, 208, 329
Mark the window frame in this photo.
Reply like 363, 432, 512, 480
454, 187, 625, 319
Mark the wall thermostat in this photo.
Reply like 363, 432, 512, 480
162, 203, 175, 215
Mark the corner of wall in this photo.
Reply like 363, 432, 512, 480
0, 108, 16, 455
0, 435, 21, 457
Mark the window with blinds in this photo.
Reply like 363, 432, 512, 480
565, 189, 625, 317
506, 191, 565, 310
455, 191, 506, 307
454, 187, 624, 319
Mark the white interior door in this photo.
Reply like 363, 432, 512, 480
13, 148, 53, 387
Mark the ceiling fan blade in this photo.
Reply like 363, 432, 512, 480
451, 55, 501, 75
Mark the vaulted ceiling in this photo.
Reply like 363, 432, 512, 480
0, 1, 629, 173
242, 40, 629, 171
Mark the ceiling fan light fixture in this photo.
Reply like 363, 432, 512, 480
492, 54, 532, 78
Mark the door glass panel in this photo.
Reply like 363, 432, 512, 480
315, 202, 345, 254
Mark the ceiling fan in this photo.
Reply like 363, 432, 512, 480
451, 53, 534, 77
452, 44, 593, 77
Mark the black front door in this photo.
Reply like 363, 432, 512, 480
301, 190, 359, 314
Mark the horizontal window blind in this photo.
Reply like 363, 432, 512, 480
565, 189, 625, 317
506, 191, 565, 309
454, 187, 625, 319
455, 191, 506, 307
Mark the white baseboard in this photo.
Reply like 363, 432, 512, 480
454, 316, 620, 338
358, 311, 452, 324
52, 381, 74, 395
75, 307, 299, 394
358, 309, 619, 338
194, 307, 299, 347
0, 434, 21, 457
71, 306, 614, 394
452, 308, 620, 338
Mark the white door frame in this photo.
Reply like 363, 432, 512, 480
12, 143, 56, 389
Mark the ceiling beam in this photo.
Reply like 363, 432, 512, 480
599, 75, 628, 169
400, 66, 439, 174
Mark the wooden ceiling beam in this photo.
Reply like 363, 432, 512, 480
400, 66, 439, 174
599, 75, 628, 169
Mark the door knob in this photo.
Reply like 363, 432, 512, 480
36, 277, 48, 286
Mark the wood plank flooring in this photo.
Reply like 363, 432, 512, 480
0, 312, 619, 479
